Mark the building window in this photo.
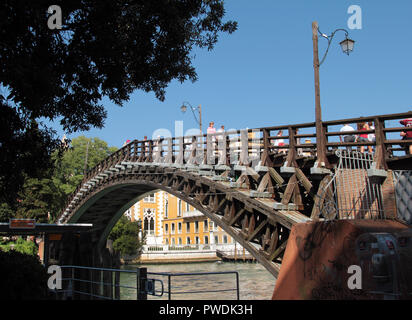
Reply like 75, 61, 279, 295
143, 208, 155, 235
144, 193, 155, 203
178, 199, 182, 216
223, 235, 228, 244
164, 223, 168, 234
195, 221, 199, 233
195, 236, 200, 244
165, 199, 168, 218
186, 222, 190, 233
172, 238, 175, 246
204, 236, 209, 244
165, 238, 169, 245
186, 237, 191, 245
215, 235, 219, 244
178, 222, 182, 234
171, 223, 175, 234
178, 238, 182, 245
203, 220, 208, 231
186, 202, 190, 211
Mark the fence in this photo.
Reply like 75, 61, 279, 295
50, 265, 239, 300
317, 150, 386, 220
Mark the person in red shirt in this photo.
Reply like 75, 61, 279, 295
400, 118, 412, 154
356, 122, 373, 153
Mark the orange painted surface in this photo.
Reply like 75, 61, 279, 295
272, 220, 412, 300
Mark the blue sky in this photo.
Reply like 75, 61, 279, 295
51, 0, 412, 148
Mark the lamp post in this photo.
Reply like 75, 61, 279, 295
312, 21, 355, 168
180, 102, 202, 134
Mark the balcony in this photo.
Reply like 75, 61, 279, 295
182, 209, 204, 219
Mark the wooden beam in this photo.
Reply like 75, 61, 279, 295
269, 240, 288, 261
247, 219, 268, 242
268, 167, 285, 187
229, 208, 246, 226
310, 175, 332, 219
281, 174, 297, 205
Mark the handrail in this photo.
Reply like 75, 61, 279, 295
54, 265, 240, 300
60, 110, 412, 217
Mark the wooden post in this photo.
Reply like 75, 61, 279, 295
312, 21, 329, 168
262, 128, 273, 167
374, 117, 388, 170
240, 130, 249, 165
285, 126, 297, 167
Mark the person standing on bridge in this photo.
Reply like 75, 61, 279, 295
207, 121, 217, 151
339, 123, 356, 152
356, 122, 373, 154
400, 118, 412, 154
273, 130, 286, 154
207, 122, 216, 136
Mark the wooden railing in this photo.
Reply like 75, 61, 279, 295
62, 111, 412, 214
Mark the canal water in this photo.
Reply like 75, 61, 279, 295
120, 261, 276, 300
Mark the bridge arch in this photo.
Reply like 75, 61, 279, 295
58, 167, 302, 277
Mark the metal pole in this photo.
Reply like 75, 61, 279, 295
198, 104, 202, 134
235, 272, 240, 300
312, 21, 329, 168
84, 140, 90, 175
168, 274, 172, 300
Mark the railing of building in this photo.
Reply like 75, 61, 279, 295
61, 111, 412, 220
51, 265, 240, 300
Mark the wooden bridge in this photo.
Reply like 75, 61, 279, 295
56, 111, 412, 282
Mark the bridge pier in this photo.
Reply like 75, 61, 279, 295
272, 219, 412, 300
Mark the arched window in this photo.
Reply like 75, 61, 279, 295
144, 208, 155, 235
149, 219, 154, 235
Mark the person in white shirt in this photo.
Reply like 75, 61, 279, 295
340, 124, 356, 152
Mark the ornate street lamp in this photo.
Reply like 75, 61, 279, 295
180, 101, 202, 133
312, 22, 355, 168
339, 37, 355, 56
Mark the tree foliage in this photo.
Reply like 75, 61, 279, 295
0, 237, 38, 256
53, 136, 118, 197
0, 0, 237, 206
109, 215, 146, 256
0, 136, 117, 222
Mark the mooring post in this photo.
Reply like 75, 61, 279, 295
136, 267, 147, 300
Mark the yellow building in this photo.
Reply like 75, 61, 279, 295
125, 191, 236, 248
